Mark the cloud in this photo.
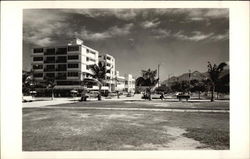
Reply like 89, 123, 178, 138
152, 28, 171, 39
23, 10, 70, 46
141, 19, 160, 29
154, 9, 228, 21
79, 23, 134, 41
173, 30, 229, 42
174, 31, 213, 41
61, 9, 137, 21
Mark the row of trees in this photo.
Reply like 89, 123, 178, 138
136, 62, 229, 102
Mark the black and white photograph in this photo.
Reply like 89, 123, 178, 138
22, 8, 230, 151
1, 1, 250, 159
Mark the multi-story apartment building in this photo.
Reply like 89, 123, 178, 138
31, 38, 135, 96
99, 54, 116, 91
31, 38, 100, 96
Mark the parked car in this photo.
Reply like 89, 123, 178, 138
142, 92, 165, 100
127, 92, 134, 97
81, 90, 101, 101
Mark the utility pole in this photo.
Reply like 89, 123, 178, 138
158, 64, 160, 87
188, 69, 191, 94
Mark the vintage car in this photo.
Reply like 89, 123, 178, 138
81, 90, 101, 101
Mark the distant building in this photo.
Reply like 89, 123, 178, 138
115, 71, 126, 92
115, 71, 135, 93
124, 74, 135, 93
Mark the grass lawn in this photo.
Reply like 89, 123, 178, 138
23, 101, 229, 151
48, 100, 229, 110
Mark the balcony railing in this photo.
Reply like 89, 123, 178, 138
56, 59, 67, 63
44, 60, 55, 63
44, 76, 55, 79
56, 76, 67, 80
56, 51, 67, 55
44, 52, 55, 55
56, 68, 67, 71
44, 68, 55, 72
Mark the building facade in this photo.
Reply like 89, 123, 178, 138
31, 38, 101, 96
99, 54, 116, 92
31, 38, 135, 96
115, 71, 135, 93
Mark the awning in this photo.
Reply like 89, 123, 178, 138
70, 90, 78, 93
54, 85, 86, 90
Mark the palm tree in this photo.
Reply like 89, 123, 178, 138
44, 76, 56, 100
207, 62, 227, 102
88, 61, 112, 100
136, 69, 159, 100
22, 69, 35, 96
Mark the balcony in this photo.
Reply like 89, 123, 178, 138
44, 52, 55, 55
56, 48, 67, 55
44, 68, 55, 72
56, 59, 67, 63
56, 76, 67, 80
56, 68, 67, 71
44, 49, 56, 55
44, 60, 55, 63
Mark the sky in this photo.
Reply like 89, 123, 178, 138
23, 9, 229, 80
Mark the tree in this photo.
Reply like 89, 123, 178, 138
22, 70, 35, 96
136, 69, 159, 100
44, 76, 56, 100
87, 61, 112, 100
215, 73, 229, 99
170, 80, 190, 94
207, 62, 227, 102
190, 79, 206, 99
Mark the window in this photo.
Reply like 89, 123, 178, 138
107, 70, 111, 73
107, 63, 111, 67
68, 72, 79, 77
33, 48, 43, 53
57, 64, 67, 71
56, 48, 67, 54
45, 57, 55, 61
56, 73, 67, 79
107, 56, 111, 60
33, 73, 43, 77
68, 55, 79, 60
56, 56, 67, 63
86, 57, 96, 62
68, 63, 79, 68
45, 73, 55, 78
33, 57, 43, 61
68, 46, 79, 52
46, 65, 55, 69
33, 64, 43, 69
45, 48, 55, 55
106, 77, 111, 80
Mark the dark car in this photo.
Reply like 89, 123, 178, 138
81, 90, 101, 101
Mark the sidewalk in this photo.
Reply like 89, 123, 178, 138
22, 97, 78, 108
23, 94, 144, 108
